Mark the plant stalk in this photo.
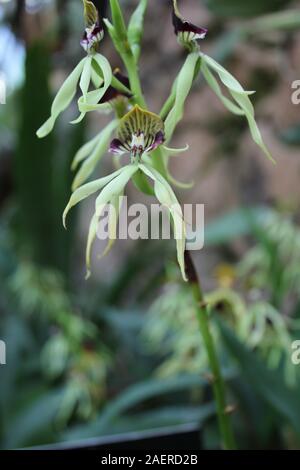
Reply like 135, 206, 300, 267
185, 251, 237, 450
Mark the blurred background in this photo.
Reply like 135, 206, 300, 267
0, 0, 300, 450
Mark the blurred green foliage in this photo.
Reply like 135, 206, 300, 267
0, 0, 300, 451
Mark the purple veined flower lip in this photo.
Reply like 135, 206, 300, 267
172, 2, 207, 44
80, 23, 104, 53
109, 106, 165, 159
99, 70, 132, 104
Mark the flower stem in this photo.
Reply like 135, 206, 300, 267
185, 251, 237, 450
123, 52, 147, 109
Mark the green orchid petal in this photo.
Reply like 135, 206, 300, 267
202, 54, 274, 162
63, 166, 129, 228
201, 61, 244, 116
164, 52, 199, 143
100, 192, 124, 258
95, 165, 138, 217
79, 56, 92, 101
85, 212, 99, 279
71, 53, 113, 124
139, 163, 187, 281
71, 133, 101, 171
85, 164, 138, 277
37, 58, 86, 138
202, 55, 255, 96
72, 120, 118, 191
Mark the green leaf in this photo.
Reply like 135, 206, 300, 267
62, 374, 213, 440
101, 193, 125, 258
128, 0, 148, 62
139, 163, 187, 281
165, 52, 199, 142
36, 58, 86, 138
3, 389, 64, 448
95, 165, 138, 218
205, 206, 272, 246
202, 54, 275, 163
219, 321, 300, 435
72, 120, 118, 190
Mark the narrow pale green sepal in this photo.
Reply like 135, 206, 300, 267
139, 163, 187, 281
95, 165, 138, 217
71, 133, 100, 171
37, 58, 86, 138
201, 61, 244, 116
164, 52, 199, 142
63, 167, 127, 228
79, 56, 92, 101
85, 165, 138, 275
72, 120, 118, 190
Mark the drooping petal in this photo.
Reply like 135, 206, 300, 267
164, 52, 199, 142
85, 164, 139, 276
72, 120, 118, 190
72, 54, 113, 123
37, 58, 86, 138
201, 60, 245, 116
79, 55, 92, 100
72, 133, 101, 171
63, 166, 130, 228
95, 164, 139, 217
139, 163, 187, 281
100, 193, 124, 258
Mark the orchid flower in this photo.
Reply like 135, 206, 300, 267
36, 0, 112, 138
168, 0, 274, 162
172, 0, 207, 52
63, 105, 187, 281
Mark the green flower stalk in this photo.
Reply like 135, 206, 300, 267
36, 0, 276, 449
